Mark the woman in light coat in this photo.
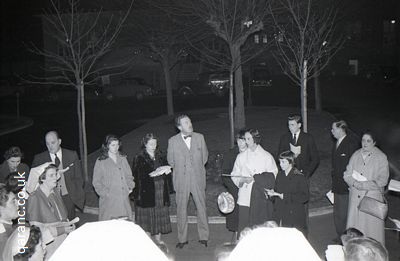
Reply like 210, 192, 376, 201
93, 135, 135, 221
343, 130, 389, 245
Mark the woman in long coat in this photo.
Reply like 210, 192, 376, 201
343, 130, 389, 245
93, 135, 135, 221
266, 151, 309, 236
132, 133, 172, 244
231, 129, 278, 233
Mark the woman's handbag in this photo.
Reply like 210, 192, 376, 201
358, 183, 388, 220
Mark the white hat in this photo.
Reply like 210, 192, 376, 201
26, 162, 52, 194
218, 192, 235, 214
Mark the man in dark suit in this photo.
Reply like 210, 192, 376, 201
278, 114, 320, 178
278, 114, 319, 236
167, 115, 209, 249
331, 120, 359, 240
32, 131, 85, 220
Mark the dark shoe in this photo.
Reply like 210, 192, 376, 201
176, 241, 188, 249
199, 240, 208, 247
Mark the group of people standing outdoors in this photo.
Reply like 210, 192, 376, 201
92, 114, 209, 249
0, 131, 85, 260
222, 115, 389, 250
0, 111, 391, 259
223, 114, 319, 239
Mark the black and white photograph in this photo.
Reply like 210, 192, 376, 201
1, 0, 399, 260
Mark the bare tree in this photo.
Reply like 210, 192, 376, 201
27, 0, 132, 180
125, 1, 191, 116
271, 0, 343, 132
184, 0, 271, 132
186, 33, 271, 147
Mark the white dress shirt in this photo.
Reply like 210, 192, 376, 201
181, 133, 191, 150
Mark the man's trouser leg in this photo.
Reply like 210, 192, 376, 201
334, 193, 349, 237
176, 188, 190, 243
191, 184, 209, 241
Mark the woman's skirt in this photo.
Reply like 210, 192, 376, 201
135, 178, 172, 235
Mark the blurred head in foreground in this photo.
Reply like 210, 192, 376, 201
343, 236, 388, 261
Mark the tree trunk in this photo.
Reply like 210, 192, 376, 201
314, 69, 322, 113
78, 81, 88, 182
76, 86, 83, 167
229, 70, 235, 149
301, 60, 308, 133
232, 46, 246, 130
247, 74, 252, 106
162, 58, 174, 116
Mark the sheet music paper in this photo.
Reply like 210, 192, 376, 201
388, 179, 400, 192
352, 170, 367, 181
289, 143, 301, 155
326, 190, 334, 204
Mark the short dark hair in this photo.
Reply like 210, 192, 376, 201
3, 146, 24, 160
279, 151, 295, 166
38, 164, 58, 184
333, 120, 348, 133
288, 114, 302, 124
361, 129, 378, 144
246, 129, 261, 145
13, 226, 42, 259
5, 172, 21, 194
175, 114, 190, 127
343, 237, 388, 261
234, 129, 246, 143
141, 133, 158, 149
45, 130, 60, 140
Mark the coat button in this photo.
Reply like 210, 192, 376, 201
358, 195, 360, 198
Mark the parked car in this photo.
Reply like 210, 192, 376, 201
208, 72, 230, 97
103, 77, 155, 101
249, 66, 273, 88
23, 83, 102, 102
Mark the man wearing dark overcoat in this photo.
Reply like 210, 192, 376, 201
330, 120, 359, 240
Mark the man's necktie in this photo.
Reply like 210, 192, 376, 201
54, 154, 61, 167
292, 133, 297, 145
184, 135, 192, 140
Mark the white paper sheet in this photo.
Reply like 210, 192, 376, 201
352, 170, 367, 181
388, 179, 400, 192
290, 143, 301, 155
326, 190, 334, 204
